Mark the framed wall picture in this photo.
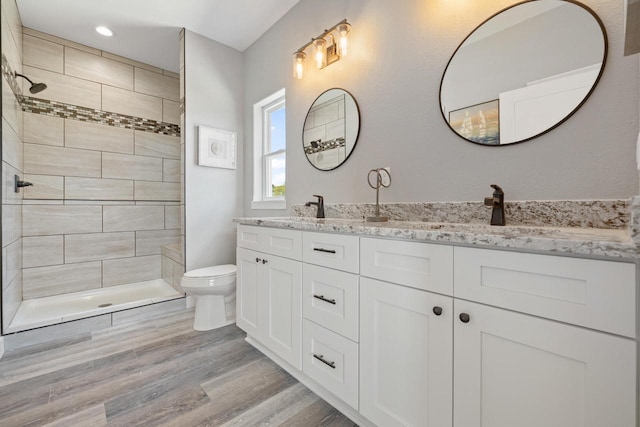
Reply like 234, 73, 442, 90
198, 126, 237, 169
449, 99, 500, 145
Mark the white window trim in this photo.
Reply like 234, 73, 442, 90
252, 88, 286, 210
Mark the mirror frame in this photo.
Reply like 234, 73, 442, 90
439, 0, 608, 147
302, 88, 361, 171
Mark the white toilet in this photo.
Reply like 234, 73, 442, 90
180, 264, 236, 331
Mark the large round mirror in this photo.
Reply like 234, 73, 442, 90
303, 88, 360, 170
440, 0, 607, 146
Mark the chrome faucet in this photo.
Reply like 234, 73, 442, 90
484, 184, 505, 226
305, 194, 325, 218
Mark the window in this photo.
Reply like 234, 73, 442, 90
252, 89, 286, 209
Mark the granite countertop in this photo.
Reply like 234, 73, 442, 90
235, 216, 638, 260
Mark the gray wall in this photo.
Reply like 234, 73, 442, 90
184, 31, 243, 270
243, 0, 639, 215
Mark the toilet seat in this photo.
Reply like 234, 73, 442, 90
184, 264, 236, 278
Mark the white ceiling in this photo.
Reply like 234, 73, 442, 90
16, 0, 300, 72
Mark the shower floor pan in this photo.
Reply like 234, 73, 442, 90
7, 279, 182, 333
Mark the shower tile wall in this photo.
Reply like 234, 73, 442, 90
20, 28, 184, 300
303, 94, 346, 145
1, 0, 24, 330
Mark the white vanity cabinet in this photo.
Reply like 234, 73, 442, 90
236, 226, 303, 369
452, 247, 637, 427
236, 223, 638, 427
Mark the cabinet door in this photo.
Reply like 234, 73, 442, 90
454, 300, 636, 427
236, 247, 261, 338
360, 277, 453, 427
262, 254, 303, 370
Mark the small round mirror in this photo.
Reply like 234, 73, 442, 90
439, 0, 607, 146
303, 88, 360, 170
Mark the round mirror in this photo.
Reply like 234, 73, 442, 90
439, 0, 607, 146
303, 88, 360, 170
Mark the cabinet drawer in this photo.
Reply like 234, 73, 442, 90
360, 237, 454, 295
302, 319, 359, 410
454, 247, 636, 338
303, 232, 359, 273
303, 264, 359, 342
237, 225, 302, 260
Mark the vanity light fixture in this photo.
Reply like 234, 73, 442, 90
336, 22, 351, 56
293, 51, 306, 80
313, 37, 328, 69
292, 19, 351, 80
95, 26, 114, 37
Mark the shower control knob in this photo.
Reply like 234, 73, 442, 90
432, 306, 443, 316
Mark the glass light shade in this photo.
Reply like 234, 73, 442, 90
293, 51, 306, 79
336, 23, 351, 57
313, 38, 327, 69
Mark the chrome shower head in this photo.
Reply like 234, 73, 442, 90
14, 72, 47, 94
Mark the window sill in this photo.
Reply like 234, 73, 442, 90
251, 199, 286, 210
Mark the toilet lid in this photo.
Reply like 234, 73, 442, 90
184, 264, 236, 278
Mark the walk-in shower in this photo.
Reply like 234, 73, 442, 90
1, 18, 185, 338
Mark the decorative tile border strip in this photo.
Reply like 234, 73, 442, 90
1, 53, 24, 100
22, 97, 180, 136
2, 53, 180, 137
304, 137, 346, 154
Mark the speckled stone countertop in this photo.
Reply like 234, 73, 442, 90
236, 198, 640, 260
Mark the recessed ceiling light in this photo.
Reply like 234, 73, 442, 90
95, 26, 114, 37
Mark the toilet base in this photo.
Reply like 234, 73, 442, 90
193, 295, 236, 331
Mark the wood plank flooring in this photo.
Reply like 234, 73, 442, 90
0, 310, 358, 426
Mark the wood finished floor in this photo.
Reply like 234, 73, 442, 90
0, 310, 358, 426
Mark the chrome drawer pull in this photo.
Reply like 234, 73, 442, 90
313, 294, 337, 305
313, 247, 336, 254
313, 353, 336, 369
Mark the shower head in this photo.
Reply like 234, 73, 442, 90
14, 72, 47, 94
28, 82, 47, 94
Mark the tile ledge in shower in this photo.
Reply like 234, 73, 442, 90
6, 279, 183, 334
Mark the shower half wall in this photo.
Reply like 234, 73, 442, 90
2, 25, 186, 333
